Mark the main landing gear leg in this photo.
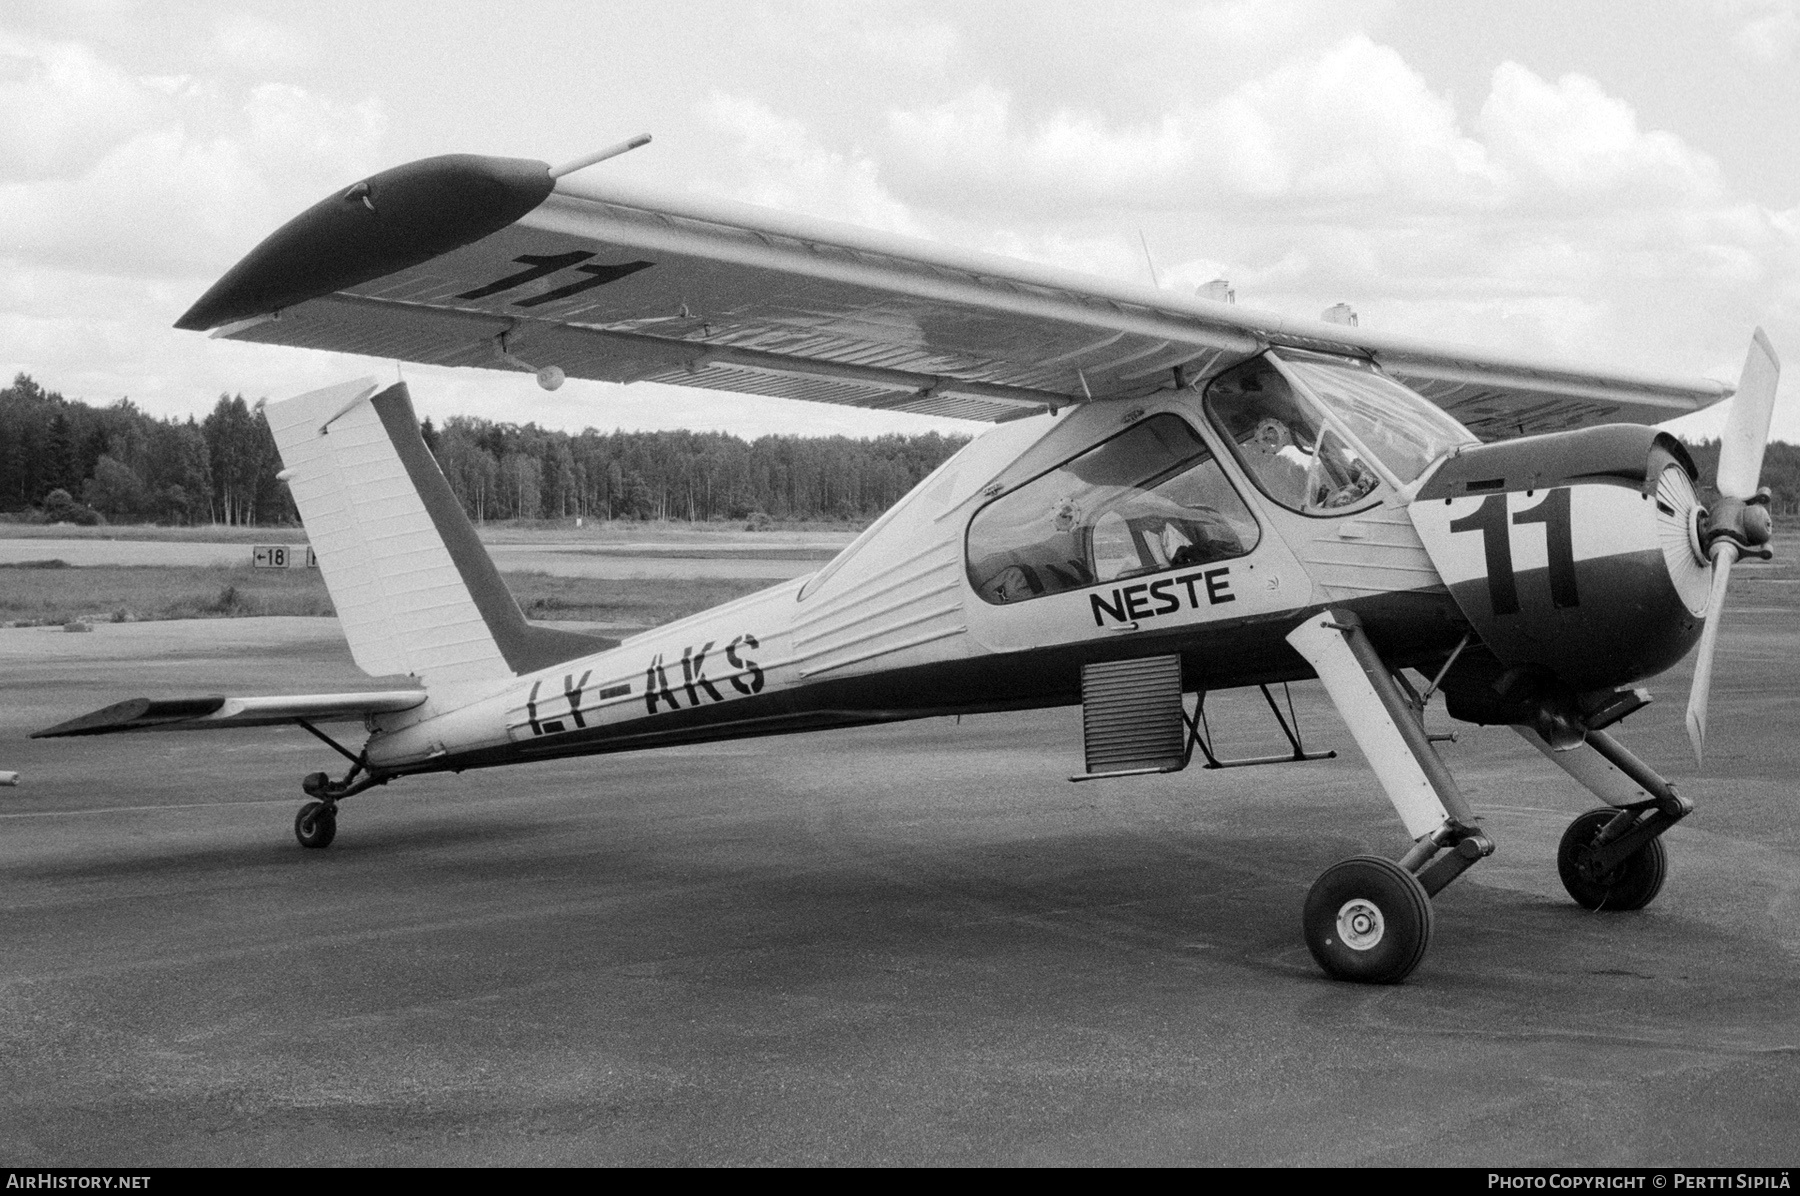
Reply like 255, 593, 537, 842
292, 719, 387, 850
1514, 726, 1691, 911
1286, 610, 1495, 984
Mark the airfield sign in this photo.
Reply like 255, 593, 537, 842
252, 545, 316, 569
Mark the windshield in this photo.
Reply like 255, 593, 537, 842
1272, 353, 1477, 484
1202, 358, 1383, 516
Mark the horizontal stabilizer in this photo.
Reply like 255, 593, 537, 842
33, 691, 426, 738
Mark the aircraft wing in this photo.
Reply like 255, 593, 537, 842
176, 154, 1732, 437
32, 691, 426, 738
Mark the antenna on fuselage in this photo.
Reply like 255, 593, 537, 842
1137, 229, 1163, 289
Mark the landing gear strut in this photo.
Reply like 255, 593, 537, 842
1517, 725, 1691, 911
1288, 611, 1495, 985
290, 719, 386, 849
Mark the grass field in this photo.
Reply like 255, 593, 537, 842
0, 562, 771, 631
0, 518, 862, 547
5, 529, 1795, 630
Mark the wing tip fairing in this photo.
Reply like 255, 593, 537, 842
174, 153, 556, 333
33, 696, 227, 738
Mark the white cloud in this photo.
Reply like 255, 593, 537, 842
1478, 63, 1724, 204
1194, 35, 1493, 204
0, 34, 386, 279
693, 92, 926, 236
0, 33, 158, 181
882, 35, 1493, 212
243, 82, 386, 188
1722, 0, 1800, 63
0, 126, 269, 277
886, 84, 1195, 205
209, 13, 314, 76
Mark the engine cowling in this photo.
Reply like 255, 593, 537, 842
1408, 426, 1708, 699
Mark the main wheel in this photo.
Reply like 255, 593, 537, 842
1303, 855, 1434, 984
294, 800, 337, 849
1557, 808, 1666, 911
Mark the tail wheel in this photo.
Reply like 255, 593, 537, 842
1303, 855, 1434, 984
1557, 808, 1667, 911
294, 800, 337, 849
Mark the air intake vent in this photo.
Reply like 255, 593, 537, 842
1079, 655, 1187, 777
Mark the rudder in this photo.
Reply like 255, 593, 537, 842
265, 378, 609, 692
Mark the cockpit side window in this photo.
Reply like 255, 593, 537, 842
966, 413, 1259, 605
1204, 357, 1382, 516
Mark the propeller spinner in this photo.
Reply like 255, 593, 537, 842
1685, 328, 1782, 763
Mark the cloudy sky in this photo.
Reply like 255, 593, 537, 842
2, 0, 1796, 441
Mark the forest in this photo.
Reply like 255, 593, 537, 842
3, 372, 1798, 528
0, 374, 969, 527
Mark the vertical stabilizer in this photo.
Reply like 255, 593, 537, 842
265, 378, 606, 691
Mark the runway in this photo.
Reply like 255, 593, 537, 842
2, 608, 1798, 1165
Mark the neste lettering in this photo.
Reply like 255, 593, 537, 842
1089, 567, 1238, 627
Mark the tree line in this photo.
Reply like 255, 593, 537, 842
1, 374, 290, 526
1681, 440, 1800, 514
0, 374, 970, 527
6, 373, 1798, 528
421, 415, 965, 523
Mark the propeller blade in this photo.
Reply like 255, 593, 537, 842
1717, 328, 1781, 499
1685, 546, 1737, 764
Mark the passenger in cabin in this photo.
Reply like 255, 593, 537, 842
966, 411, 1260, 604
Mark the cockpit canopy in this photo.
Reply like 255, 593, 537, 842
1205, 352, 1478, 516
960, 350, 1477, 606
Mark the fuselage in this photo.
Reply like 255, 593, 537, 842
365, 350, 1709, 778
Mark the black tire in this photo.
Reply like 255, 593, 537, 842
294, 800, 337, 849
1557, 808, 1667, 911
1303, 855, 1434, 984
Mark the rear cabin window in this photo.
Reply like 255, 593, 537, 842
966, 413, 1259, 605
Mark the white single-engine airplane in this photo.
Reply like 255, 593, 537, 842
37, 147, 1783, 984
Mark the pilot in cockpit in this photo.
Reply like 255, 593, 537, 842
1217, 387, 1379, 513
1245, 415, 1313, 509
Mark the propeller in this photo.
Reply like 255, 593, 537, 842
1685, 328, 1782, 764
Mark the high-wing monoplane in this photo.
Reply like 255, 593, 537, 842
37, 149, 1783, 984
